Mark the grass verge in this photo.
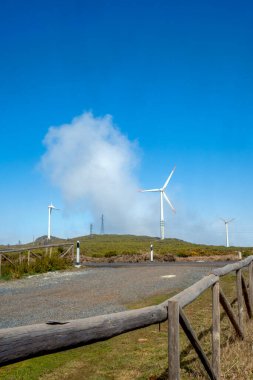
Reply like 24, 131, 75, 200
0, 253, 72, 280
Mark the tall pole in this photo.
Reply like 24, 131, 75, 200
226, 223, 229, 248
160, 192, 164, 240
101, 214, 104, 235
48, 207, 51, 240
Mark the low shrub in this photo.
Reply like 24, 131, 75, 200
104, 251, 117, 257
0, 254, 71, 280
176, 252, 189, 258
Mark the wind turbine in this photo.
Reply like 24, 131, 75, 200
139, 166, 176, 240
220, 218, 235, 248
48, 203, 59, 240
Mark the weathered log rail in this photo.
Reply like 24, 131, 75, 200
0, 255, 253, 380
0, 243, 75, 276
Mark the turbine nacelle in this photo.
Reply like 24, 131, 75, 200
48, 203, 60, 211
220, 218, 235, 225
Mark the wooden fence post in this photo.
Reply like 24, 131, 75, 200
212, 282, 220, 379
236, 269, 244, 333
27, 250, 30, 266
249, 262, 253, 310
241, 274, 252, 319
168, 300, 180, 380
0, 254, 2, 277
219, 288, 244, 339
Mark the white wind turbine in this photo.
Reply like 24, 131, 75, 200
140, 166, 176, 240
48, 203, 59, 240
220, 218, 235, 248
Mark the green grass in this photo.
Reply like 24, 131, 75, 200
1, 273, 253, 380
73, 234, 252, 258
2, 234, 252, 261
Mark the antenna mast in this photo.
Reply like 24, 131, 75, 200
100, 214, 104, 235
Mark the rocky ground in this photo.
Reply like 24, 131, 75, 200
82, 253, 239, 263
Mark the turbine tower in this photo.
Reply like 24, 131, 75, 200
100, 214, 104, 235
90, 223, 93, 237
48, 203, 59, 240
140, 166, 176, 240
220, 218, 235, 248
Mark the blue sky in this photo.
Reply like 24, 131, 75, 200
1, 0, 253, 246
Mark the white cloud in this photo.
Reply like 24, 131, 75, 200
40, 112, 158, 235
39, 111, 250, 246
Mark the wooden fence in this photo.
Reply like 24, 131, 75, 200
0, 256, 253, 379
0, 243, 75, 276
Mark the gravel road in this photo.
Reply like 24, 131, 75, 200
0, 263, 220, 329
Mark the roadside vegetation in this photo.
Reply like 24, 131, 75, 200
1, 274, 253, 379
0, 249, 72, 280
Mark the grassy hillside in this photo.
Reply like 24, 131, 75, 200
67, 234, 252, 258
2, 234, 252, 259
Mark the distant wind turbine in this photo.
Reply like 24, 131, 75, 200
48, 203, 59, 240
220, 218, 235, 248
139, 166, 176, 240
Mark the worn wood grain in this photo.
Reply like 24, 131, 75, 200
249, 262, 253, 311
212, 257, 253, 277
212, 282, 220, 379
0, 304, 168, 366
169, 274, 218, 308
241, 274, 252, 319
236, 269, 244, 333
168, 300, 180, 380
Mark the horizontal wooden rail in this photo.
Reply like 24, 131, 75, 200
170, 274, 218, 308
0, 243, 74, 254
212, 256, 253, 277
0, 304, 168, 366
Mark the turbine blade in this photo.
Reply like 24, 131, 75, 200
228, 218, 235, 223
163, 192, 176, 213
220, 217, 226, 223
138, 188, 161, 192
162, 166, 176, 190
